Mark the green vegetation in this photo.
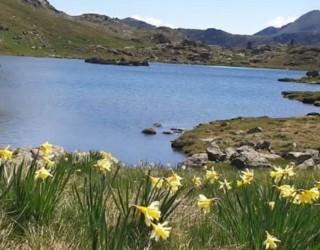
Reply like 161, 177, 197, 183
172, 116, 320, 156
0, 147, 320, 249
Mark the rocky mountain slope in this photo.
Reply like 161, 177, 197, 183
1, 0, 320, 70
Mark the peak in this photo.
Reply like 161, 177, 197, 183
21, 0, 59, 12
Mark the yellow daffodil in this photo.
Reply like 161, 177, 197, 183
299, 187, 320, 204
275, 185, 300, 204
100, 151, 119, 164
40, 141, 53, 155
132, 201, 161, 226
197, 194, 219, 213
206, 167, 220, 183
237, 169, 254, 187
219, 179, 232, 193
150, 176, 164, 189
270, 165, 295, 182
150, 221, 171, 241
35, 167, 53, 181
267, 201, 275, 210
263, 231, 281, 249
42, 156, 55, 168
165, 170, 183, 191
192, 176, 202, 187
0, 146, 13, 160
94, 159, 112, 173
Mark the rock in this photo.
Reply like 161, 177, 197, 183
162, 131, 173, 135
171, 128, 187, 133
238, 140, 256, 148
0, 25, 9, 31
153, 123, 162, 128
247, 127, 263, 134
286, 152, 313, 163
256, 140, 271, 150
142, 128, 156, 135
231, 146, 272, 168
278, 78, 296, 82
230, 130, 245, 136
151, 33, 171, 44
224, 147, 237, 161
183, 153, 208, 168
306, 70, 319, 78
296, 158, 316, 170
206, 142, 226, 162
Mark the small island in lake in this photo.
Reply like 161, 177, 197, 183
85, 57, 149, 66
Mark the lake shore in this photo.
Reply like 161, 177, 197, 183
171, 115, 320, 169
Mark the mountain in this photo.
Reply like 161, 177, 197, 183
180, 10, 320, 48
277, 10, 320, 34
121, 18, 155, 30
254, 27, 280, 36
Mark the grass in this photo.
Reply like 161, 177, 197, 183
0, 146, 320, 249
172, 116, 320, 157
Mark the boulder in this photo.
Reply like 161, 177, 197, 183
247, 127, 263, 134
206, 142, 226, 162
286, 152, 313, 164
296, 158, 316, 170
224, 147, 237, 161
142, 128, 156, 135
183, 153, 208, 168
231, 146, 272, 168
153, 123, 162, 128
230, 130, 245, 136
256, 140, 271, 150
306, 70, 319, 78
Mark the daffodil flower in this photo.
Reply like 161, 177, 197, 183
132, 201, 161, 226
267, 201, 275, 210
219, 179, 232, 193
165, 170, 183, 191
299, 187, 319, 204
0, 146, 13, 160
197, 194, 219, 213
40, 141, 53, 155
150, 176, 164, 189
263, 231, 281, 249
100, 151, 119, 164
150, 221, 171, 241
206, 167, 220, 184
35, 167, 53, 181
192, 176, 202, 187
270, 165, 295, 182
42, 155, 55, 168
94, 159, 112, 173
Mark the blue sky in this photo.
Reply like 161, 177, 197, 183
49, 0, 319, 35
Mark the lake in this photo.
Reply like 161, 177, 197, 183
0, 56, 319, 164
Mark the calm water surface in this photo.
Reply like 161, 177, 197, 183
0, 56, 319, 164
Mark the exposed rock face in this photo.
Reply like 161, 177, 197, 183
306, 70, 319, 77
21, 0, 59, 13
182, 142, 281, 169
230, 146, 274, 169
183, 153, 208, 168
206, 142, 226, 162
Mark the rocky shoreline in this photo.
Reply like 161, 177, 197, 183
282, 91, 320, 107
171, 115, 320, 170
278, 70, 320, 84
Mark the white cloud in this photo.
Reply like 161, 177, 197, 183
131, 15, 174, 28
266, 16, 297, 28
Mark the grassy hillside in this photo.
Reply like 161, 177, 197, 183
0, 0, 149, 58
